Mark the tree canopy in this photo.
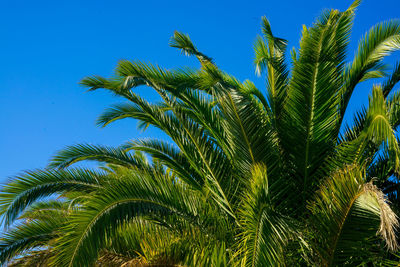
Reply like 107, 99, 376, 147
2, 1, 400, 266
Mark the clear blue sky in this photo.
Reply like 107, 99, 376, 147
1, 0, 399, 181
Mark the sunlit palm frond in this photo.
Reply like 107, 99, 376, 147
50, 168, 210, 267
0, 168, 103, 226
170, 31, 213, 64
364, 86, 400, 170
49, 143, 151, 170
341, 20, 400, 120
124, 138, 204, 189
235, 164, 296, 267
18, 199, 72, 221
254, 16, 289, 125
282, 6, 355, 199
308, 165, 398, 266
0, 216, 65, 265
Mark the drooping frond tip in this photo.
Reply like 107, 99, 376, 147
261, 16, 273, 39
79, 76, 109, 91
310, 165, 399, 265
169, 31, 213, 63
364, 182, 399, 251
254, 16, 288, 77
260, 16, 287, 52
169, 31, 197, 56
348, 0, 362, 13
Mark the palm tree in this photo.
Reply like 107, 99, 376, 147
2, 1, 400, 265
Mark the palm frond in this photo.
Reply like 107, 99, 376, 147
282, 6, 355, 197
18, 200, 72, 221
365, 86, 400, 170
254, 16, 289, 124
340, 20, 400, 120
235, 164, 295, 267
169, 31, 213, 64
383, 62, 400, 97
0, 168, 103, 226
336, 86, 400, 173
308, 165, 398, 266
0, 216, 65, 264
124, 138, 204, 189
50, 168, 207, 267
49, 144, 151, 170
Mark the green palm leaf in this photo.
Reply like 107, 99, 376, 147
235, 164, 296, 267
282, 6, 354, 198
49, 144, 151, 170
340, 20, 400, 120
50, 168, 208, 267
0, 168, 103, 226
308, 165, 398, 266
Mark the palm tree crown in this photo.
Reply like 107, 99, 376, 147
1, 1, 400, 266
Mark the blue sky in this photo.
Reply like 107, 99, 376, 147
1, 0, 399, 181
